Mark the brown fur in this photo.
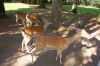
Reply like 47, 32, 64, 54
28, 14, 41, 21
23, 21, 50, 36
15, 12, 27, 27
26, 13, 44, 27
29, 33, 81, 64
24, 25, 43, 36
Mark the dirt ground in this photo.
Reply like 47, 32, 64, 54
0, 13, 100, 66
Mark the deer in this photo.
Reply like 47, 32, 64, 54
26, 28, 83, 64
20, 20, 99, 64
15, 12, 44, 28
26, 13, 44, 27
14, 12, 27, 27
20, 21, 51, 53
20, 28, 32, 53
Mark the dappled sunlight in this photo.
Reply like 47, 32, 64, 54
13, 54, 37, 66
79, 5, 100, 9
0, 30, 20, 36
64, 45, 98, 66
95, 35, 100, 41
81, 46, 97, 64
1, 51, 37, 66
9, 23, 23, 27
0, 2, 100, 66
64, 52, 82, 66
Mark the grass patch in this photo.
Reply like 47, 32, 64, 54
4, 3, 100, 15
4, 3, 30, 11
4, 3, 100, 16
63, 5, 100, 16
0, 40, 8, 52
4, 3, 40, 13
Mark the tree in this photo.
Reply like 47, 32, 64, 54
52, 0, 62, 25
0, 0, 6, 16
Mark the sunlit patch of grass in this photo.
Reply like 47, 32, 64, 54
4, 3, 50, 13
63, 5, 100, 16
79, 5, 100, 9
4, 3, 30, 11
77, 5, 100, 16
0, 40, 8, 52
4, 3, 39, 13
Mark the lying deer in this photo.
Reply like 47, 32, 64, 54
27, 29, 82, 64
20, 21, 51, 53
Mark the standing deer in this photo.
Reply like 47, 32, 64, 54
15, 12, 44, 27
20, 21, 51, 53
15, 12, 27, 27
27, 29, 82, 64
26, 13, 44, 27
27, 23, 99, 64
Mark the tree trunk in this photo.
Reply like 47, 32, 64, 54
0, 0, 5, 16
52, 0, 62, 25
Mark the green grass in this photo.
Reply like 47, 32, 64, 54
4, 3, 30, 11
62, 5, 100, 23
4, 3, 100, 16
63, 5, 100, 16
4, 3, 40, 13
0, 40, 8, 52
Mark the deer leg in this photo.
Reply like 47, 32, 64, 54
16, 18, 19, 27
59, 51, 62, 64
56, 50, 59, 61
25, 43, 30, 53
31, 51, 37, 64
22, 20, 26, 28
29, 22, 32, 27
